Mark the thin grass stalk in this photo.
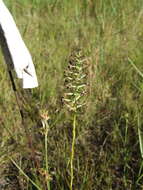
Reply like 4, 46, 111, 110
10, 158, 42, 190
123, 114, 129, 186
136, 161, 143, 185
41, 110, 51, 190
134, 113, 143, 186
45, 121, 51, 190
128, 57, 143, 78
137, 114, 143, 158
70, 113, 76, 190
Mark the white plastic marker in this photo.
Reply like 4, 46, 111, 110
0, 0, 38, 88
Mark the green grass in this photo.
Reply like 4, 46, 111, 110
1, 0, 143, 189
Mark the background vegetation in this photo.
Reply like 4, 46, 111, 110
1, 0, 143, 189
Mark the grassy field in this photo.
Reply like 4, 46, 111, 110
1, 0, 143, 189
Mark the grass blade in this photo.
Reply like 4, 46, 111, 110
138, 115, 143, 158
10, 158, 42, 190
128, 57, 143, 78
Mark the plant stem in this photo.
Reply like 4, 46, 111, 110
45, 121, 51, 190
70, 114, 76, 190
10, 158, 42, 190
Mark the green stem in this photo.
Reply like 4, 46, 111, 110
70, 114, 76, 190
45, 121, 51, 190
10, 158, 42, 190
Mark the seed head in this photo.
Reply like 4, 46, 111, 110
63, 49, 88, 113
